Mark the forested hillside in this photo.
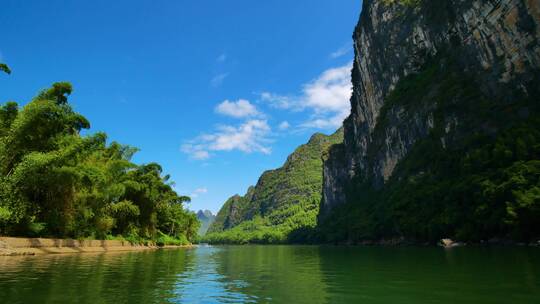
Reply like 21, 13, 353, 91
204, 129, 343, 244
0, 64, 199, 244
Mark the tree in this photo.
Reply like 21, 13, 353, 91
0, 72, 198, 243
0, 63, 10, 75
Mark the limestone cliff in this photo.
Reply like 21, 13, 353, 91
321, 0, 540, 242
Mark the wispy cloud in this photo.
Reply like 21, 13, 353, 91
260, 63, 352, 130
211, 73, 229, 87
182, 119, 272, 160
190, 150, 211, 160
215, 99, 261, 118
216, 53, 227, 63
330, 44, 352, 59
278, 121, 290, 131
299, 112, 349, 129
190, 187, 208, 198
260, 92, 297, 110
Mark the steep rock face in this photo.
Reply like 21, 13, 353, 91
322, 0, 540, 213
207, 129, 343, 241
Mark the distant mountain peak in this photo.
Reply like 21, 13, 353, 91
197, 209, 215, 220
197, 210, 216, 236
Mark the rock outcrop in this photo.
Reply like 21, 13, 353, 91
323, 0, 540, 210
320, 0, 540, 242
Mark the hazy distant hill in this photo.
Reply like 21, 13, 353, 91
196, 210, 216, 236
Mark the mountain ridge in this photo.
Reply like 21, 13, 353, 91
205, 128, 343, 243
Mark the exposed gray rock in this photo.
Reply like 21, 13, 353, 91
321, 0, 540, 213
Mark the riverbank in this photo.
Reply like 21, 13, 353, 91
203, 236, 540, 247
0, 236, 193, 256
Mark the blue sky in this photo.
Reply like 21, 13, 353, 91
0, 0, 362, 214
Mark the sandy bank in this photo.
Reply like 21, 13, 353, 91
0, 236, 191, 256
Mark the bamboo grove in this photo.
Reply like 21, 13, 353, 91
0, 64, 199, 244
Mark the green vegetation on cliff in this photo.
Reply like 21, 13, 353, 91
0, 63, 10, 75
0, 65, 199, 244
382, 0, 422, 7
204, 129, 343, 244
319, 55, 540, 243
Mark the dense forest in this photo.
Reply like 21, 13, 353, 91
0, 64, 199, 245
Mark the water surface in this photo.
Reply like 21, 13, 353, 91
0, 245, 539, 303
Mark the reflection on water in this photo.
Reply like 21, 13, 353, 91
0, 246, 539, 303
171, 246, 257, 303
211, 246, 329, 303
0, 249, 194, 303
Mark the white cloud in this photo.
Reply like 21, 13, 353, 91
330, 44, 352, 59
260, 92, 296, 110
194, 188, 208, 194
192, 150, 210, 160
260, 63, 352, 129
217, 53, 227, 63
181, 142, 211, 160
278, 121, 290, 130
182, 119, 272, 160
300, 110, 349, 129
215, 99, 260, 118
211, 73, 229, 87
303, 64, 351, 113
190, 187, 208, 198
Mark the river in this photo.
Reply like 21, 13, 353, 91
0, 245, 539, 303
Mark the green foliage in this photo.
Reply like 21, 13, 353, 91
156, 231, 189, 246
204, 129, 343, 244
0, 207, 11, 223
319, 55, 540, 243
382, 0, 422, 6
34, 82, 73, 105
0, 63, 10, 75
0, 78, 198, 244
27, 221, 47, 237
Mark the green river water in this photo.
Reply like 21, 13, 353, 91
0, 245, 539, 303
